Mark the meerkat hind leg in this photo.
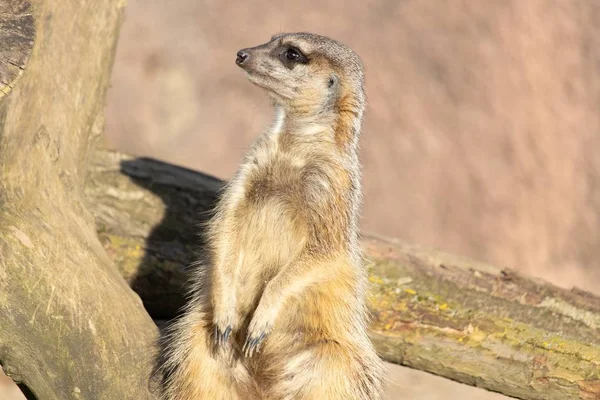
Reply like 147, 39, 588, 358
266, 341, 381, 400
162, 308, 259, 400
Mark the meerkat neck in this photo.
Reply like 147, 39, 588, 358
273, 101, 363, 151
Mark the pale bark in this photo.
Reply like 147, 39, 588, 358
87, 148, 600, 400
0, 1, 159, 399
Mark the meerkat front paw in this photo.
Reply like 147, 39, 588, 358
214, 323, 233, 347
212, 301, 238, 347
243, 305, 277, 357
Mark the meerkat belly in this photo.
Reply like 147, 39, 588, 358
278, 264, 358, 334
232, 185, 308, 309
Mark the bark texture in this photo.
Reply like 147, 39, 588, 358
87, 148, 600, 400
0, 0, 34, 98
0, 1, 159, 399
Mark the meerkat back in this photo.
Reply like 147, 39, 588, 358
160, 32, 385, 400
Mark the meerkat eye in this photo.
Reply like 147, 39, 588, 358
278, 46, 308, 68
285, 48, 300, 61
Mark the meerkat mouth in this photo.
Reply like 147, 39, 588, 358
245, 72, 290, 100
245, 71, 268, 86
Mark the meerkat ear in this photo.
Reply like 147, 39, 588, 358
328, 74, 338, 89
324, 74, 341, 110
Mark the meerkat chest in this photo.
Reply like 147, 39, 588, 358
222, 151, 307, 256
242, 148, 308, 204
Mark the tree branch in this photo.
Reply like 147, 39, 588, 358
0, 1, 159, 399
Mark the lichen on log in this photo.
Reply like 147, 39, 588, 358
86, 147, 600, 400
365, 237, 600, 400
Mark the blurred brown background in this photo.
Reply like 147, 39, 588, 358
3, 0, 599, 399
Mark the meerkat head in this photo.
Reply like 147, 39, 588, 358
235, 32, 365, 119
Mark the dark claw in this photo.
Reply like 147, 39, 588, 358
215, 325, 221, 346
243, 332, 267, 358
214, 325, 233, 347
223, 326, 232, 341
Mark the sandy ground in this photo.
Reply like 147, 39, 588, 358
0, 372, 25, 400
0, 362, 509, 400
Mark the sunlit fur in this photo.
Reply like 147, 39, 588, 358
160, 32, 384, 400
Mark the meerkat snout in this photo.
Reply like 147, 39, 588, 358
235, 50, 249, 66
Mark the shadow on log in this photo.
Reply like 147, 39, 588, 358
86, 149, 223, 319
86, 148, 600, 400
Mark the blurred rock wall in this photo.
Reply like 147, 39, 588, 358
104, 0, 600, 294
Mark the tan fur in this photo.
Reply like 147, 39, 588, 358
160, 32, 384, 400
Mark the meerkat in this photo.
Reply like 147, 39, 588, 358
160, 32, 384, 400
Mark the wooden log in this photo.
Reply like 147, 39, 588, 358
0, 1, 159, 399
86, 147, 600, 400
0, 0, 35, 98
85, 148, 222, 319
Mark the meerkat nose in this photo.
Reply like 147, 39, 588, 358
236, 50, 250, 66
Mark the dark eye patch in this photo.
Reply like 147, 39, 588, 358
276, 45, 309, 69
